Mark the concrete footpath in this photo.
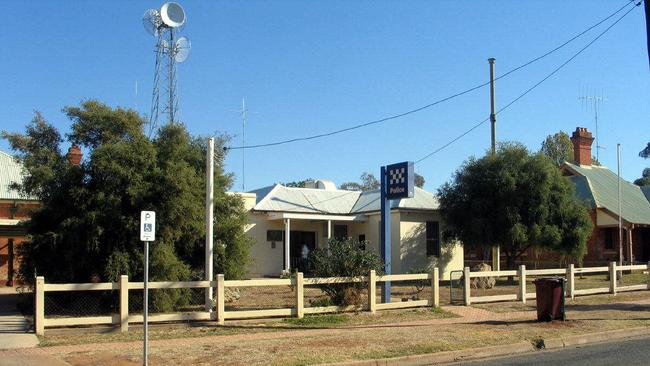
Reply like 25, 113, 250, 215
0, 287, 68, 366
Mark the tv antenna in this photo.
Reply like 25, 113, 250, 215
143, 2, 191, 136
578, 87, 607, 161
229, 98, 258, 191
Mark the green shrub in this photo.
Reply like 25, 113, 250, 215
308, 238, 383, 306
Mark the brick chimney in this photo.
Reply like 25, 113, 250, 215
570, 127, 594, 166
67, 145, 83, 166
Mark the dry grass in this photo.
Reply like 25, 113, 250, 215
38, 307, 456, 347
58, 311, 650, 366
36, 276, 650, 366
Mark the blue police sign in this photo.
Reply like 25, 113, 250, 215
379, 161, 414, 303
385, 161, 414, 200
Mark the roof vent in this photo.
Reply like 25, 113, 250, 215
304, 179, 336, 190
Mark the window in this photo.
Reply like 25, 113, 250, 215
358, 234, 366, 250
267, 230, 283, 249
267, 230, 283, 242
426, 221, 440, 257
604, 228, 614, 250
334, 224, 348, 240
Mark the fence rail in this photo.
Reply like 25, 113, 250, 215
463, 262, 650, 305
34, 262, 650, 335
35, 268, 441, 335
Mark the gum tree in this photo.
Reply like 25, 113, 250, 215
2, 100, 252, 294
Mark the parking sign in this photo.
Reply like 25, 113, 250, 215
140, 211, 156, 242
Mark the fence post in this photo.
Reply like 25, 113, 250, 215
609, 262, 617, 295
432, 267, 440, 308
368, 270, 376, 314
518, 265, 526, 304
647, 261, 650, 290
35, 276, 44, 336
463, 267, 471, 306
216, 274, 225, 325
567, 264, 575, 300
119, 275, 129, 332
295, 272, 304, 318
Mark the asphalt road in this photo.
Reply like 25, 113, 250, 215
451, 335, 650, 366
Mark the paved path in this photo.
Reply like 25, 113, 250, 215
0, 288, 39, 350
0, 288, 69, 366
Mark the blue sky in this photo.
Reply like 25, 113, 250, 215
2, 0, 648, 192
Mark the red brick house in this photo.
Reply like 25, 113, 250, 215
559, 127, 650, 265
0, 151, 39, 286
465, 127, 650, 268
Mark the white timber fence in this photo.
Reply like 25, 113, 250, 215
462, 262, 650, 305
35, 268, 441, 335
34, 262, 650, 335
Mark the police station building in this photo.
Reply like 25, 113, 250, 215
232, 179, 464, 280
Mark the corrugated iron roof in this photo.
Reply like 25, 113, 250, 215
642, 186, 650, 203
251, 184, 439, 214
568, 175, 596, 209
252, 185, 361, 214
350, 187, 439, 213
564, 162, 650, 225
0, 150, 36, 201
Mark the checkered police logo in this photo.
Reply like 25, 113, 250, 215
389, 167, 406, 185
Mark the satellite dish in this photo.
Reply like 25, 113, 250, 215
174, 37, 191, 63
142, 9, 161, 36
160, 2, 186, 28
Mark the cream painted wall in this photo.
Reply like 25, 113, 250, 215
245, 213, 337, 277
398, 211, 464, 280
244, 209, 464, 280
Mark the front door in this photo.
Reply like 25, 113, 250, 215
289, 231, 316, 274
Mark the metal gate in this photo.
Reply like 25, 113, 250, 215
449, 270, 464, 304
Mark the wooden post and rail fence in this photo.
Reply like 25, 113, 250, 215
34, 262, 650, 335
462, 262, 650, 305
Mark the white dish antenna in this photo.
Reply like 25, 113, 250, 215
143, 9, 162, 37
160, 2, 186, 28
174, 37, 191, 63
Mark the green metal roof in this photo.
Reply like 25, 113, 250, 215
564, 162, 650, 225
0, 150, 36, 201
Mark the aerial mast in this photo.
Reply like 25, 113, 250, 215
143, 2, 191, 134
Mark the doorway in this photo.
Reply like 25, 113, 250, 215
287, 231, 316, 274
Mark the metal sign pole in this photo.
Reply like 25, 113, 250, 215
380, 161, 414, 304
144, 240, 149, 366
139, 210, 155, 366
380, 166, 391, 303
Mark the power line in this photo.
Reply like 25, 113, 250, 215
415, 2, 639, 164
225, 1, 636, 151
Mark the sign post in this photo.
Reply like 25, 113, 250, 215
140, 211, 156, 366
380, 162, 414, 304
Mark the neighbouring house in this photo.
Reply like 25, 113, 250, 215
465, 127, 650, 268
0, 151, 39, 286
235, 180, 464, 280
560, 127, 650, 265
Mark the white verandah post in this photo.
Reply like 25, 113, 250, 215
327, 220, 332, 241
284, 218, 291, 272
